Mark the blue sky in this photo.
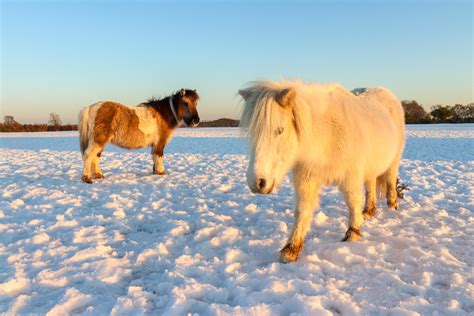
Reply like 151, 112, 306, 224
1, 0, 472, 123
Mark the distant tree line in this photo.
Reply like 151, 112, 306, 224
402, 101, 474, 124
0, 114, 240, 132
1, 103, 472, 132
0, 113, 78, 132
197, 118, 240, 127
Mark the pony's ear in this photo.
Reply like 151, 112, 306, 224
238, 89, 251, 101
276, 88, 296, 108
180, 88, 186, 96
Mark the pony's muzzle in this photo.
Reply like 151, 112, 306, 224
184, 116, 200, 127
256, 178, 266, 191
251, 177, 274, 194
192, 116, 200, 127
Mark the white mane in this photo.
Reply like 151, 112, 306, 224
240, 80, 339, 146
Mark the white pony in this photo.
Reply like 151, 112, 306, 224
239, 81, 405, 263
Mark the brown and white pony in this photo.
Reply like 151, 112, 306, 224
78, 89, 200, 183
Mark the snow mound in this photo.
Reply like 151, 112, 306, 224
0, 124, 473, 314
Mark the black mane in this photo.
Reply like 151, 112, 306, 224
142, 95, 168, 107
142, 89, 199, 107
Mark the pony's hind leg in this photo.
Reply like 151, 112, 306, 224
341, 180, 365, 242
82, 142, 103, 183
386, 162, 400, 210
92, 150, 104, 179
280, 168, 320, 263
363, 178, 377, 219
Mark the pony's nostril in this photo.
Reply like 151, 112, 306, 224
256, 178, 266, 191
190, 116, 200, 126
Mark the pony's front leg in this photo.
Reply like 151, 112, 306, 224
151, 142, 166, 175
280, 172, 320, 263
341, 181, 365, 242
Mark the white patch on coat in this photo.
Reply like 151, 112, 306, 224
85, 102, 103, 145
133, 106, 160, 145
153, 155, 165, 173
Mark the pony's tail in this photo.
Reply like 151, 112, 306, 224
78, 107, 90, 156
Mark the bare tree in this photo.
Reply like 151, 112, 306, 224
49, 113, 62, 130
4, 115, 16, 125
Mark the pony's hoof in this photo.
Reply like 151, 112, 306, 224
342, 227, 362, 242
153, 170, 166, 176
81, 175, 93, 184
363, 207, 377, 220
279, 243, 302, 263
388, 201, 398, 211
93, 173, 104, 179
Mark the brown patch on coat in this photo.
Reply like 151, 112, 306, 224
151, 133, 169, 157
93, 102, 146, 149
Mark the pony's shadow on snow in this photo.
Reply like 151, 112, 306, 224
85, 171, 169, 187
94, 163, 194, 186
297, 201, 402, 266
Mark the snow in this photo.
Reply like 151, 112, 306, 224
0, 127, 243, 139
2, 124, 473, 139
0, 125, 473, 315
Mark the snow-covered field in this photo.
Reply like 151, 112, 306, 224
0, 124, 473, 315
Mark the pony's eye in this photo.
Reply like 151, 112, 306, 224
275, 127, 284, 135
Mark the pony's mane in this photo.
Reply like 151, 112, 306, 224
142, 96, 164, 106
240, 80, 328, 145
141, 95, 169, 108
141, 89, 199, 108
